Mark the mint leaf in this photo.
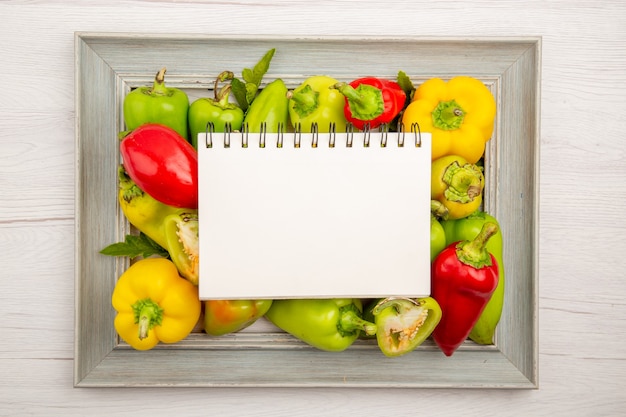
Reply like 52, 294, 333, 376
242, 68, 255, 84
245, 83, 258, 105
397, 70, 415, 100
231, 48, 276, 110
250, 48, 275, 85
230, 77, 249, 112
100, 233, 169, 259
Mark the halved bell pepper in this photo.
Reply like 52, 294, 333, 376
287, 75, 348, 133
112, 258, 201, 351
265, 298, 377, 352
370, 297, 442, 357
188, 71, 245, 149
401, 76, 496, 163
203, 299, 273, 336
431, 154, 485, 220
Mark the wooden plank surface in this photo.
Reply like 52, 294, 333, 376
1, 0, 625, 415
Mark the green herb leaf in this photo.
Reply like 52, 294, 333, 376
250, 48, 275, 85
100, 233, 169, 259
245, 83, 258, 105
397, 70, 415, 100
231, 48, 276, 110
230, 77, 249, 112
242, 68, 255, 84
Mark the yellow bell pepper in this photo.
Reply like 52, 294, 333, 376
401, 76, 496, 164
111, 258, 201, 351
431, 155, 485, 220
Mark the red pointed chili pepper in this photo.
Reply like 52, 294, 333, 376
332, 77, 406, 130
430, 222, 500, 356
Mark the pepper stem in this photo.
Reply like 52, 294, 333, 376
214, 71, 234, 102
338, 304, 377, 337
151, 67, 169, 96
442, 161, 483, 203
456, 222, 499, 269
216, 85, 233, 107
432, 99, 465, 130
289, 84, 320, 118
430, 200, 449, 220
332, 82, 384, 121
131, 298, 164, 340
118, 165, 144, 203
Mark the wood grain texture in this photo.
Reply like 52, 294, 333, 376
1, 0, 625, 415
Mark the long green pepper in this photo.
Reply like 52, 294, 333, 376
243, 78, 290, 133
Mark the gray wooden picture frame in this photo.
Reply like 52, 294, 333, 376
74, 33, 540, 388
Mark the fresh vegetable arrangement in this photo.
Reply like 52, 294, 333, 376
101, 48, 504, 357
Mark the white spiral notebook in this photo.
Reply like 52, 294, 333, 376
197, 127, 431, 300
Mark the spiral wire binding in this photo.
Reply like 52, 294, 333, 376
204, 122, 422, 149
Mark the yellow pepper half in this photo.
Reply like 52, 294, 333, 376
111, 258, 201, 351
401, 76, 496, 164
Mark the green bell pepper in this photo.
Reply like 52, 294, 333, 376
243, 78, 290, 133
369, 297, 442, 357
188, 71, 245, 149
265, 298, 377, 352
288, 75, 348, 133
430, 200, 449, 261
441, 210, 505, 344
123, 67, 190, 140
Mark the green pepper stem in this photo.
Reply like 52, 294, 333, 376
289, 84, 320, 118
442, 161, 483, 203
216, 85, 233, 107
131, 298, 164, 340
332, 82, 384, 121
339, 306, 377, 336
151, 67, 169, 96
430, 200, 449, 220
118, 165, 144, 203
432, 99, 465, 130
214, 71, 234, 101
456, 222, 499, 269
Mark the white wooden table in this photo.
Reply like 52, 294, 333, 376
1, 1, 625, 415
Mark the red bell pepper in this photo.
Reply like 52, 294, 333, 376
120, 123, 198, 209
430, 222, 500, 356
332, 77, 406, 130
